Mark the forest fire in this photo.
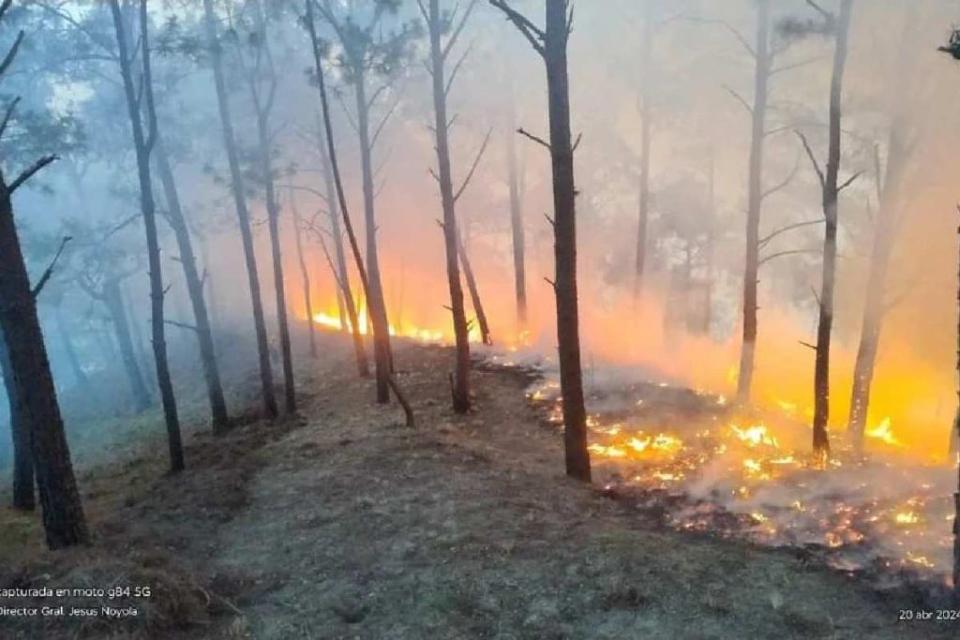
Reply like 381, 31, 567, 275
525, 374, 956, 590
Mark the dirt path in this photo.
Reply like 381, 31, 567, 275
200, 342, 946, 640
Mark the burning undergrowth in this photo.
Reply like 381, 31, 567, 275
485, 352, 957, 605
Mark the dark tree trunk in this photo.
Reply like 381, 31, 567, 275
290, 191, 317, 359
55, 305, 89, 390
0, 332, 33, 510
317, 120, 369, 376
736, 0, 771, 402
306, 0, 413, 422
426, 0, 473, 413
353, 73, 393, 403
849, 128, 905, 449
0, 172, 88, 547
811, 0, 853, 460
202, 0, 278, 419
507, 95, 528, 333
544, 0, 590, 482
104, 281, 152, 413
493, 0, 591, 481
634, 0, 653, 300
111, 0, 184, 471
155, 141, 230, 433
457, 232, 492, 346
954, 202, 960, 599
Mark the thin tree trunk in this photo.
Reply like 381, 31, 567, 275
257, 112, 296, 413
317, 119, 369, 375
353, 73, 393, 403
457, 231, 492, 346
849, 130, 905, 449
202, 0, 278, 419
111, 0, 184, 471
56, 305, 89, 389
306, 0, 413, 421
954, 202, 960, 599
0, 172, 88, 547
290, 191, 317, 358
104, 281, 152, 413
0, 332, 33, 510
737, 0, 771, 402
123, 283, 153, 388
493, 0, 591, 481
545, 0, 590, 482
155, 140, 230, 433
426, 0, 472, 412
507, 95, 527, 332
812, 0, 854, 460
635, 0, 653, 300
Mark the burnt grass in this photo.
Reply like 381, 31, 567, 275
0, 332, 954, 639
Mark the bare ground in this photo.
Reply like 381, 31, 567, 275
0, 333, 952, 639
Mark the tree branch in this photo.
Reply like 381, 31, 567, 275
517, 126, 550, 150
9, 154, 58, 193
31, 236, 72, 298
453, 127, 492, 203
723, 85, 752, 115
795, 130, 825, 187
489, 0, 545, 56
760, 151, 801, 200
758, 219, 825, 249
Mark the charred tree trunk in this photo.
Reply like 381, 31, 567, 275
111, 0, 184, 471
492, 0, 591, 482
544, 0, 590, 482
849, 131, 905, 449
0, 332, 33, 510
810, 0, 853, 460
507, 96, 528, 332
426, 0, 472, 413
0, 170, 88, 547
457, 231, 492, 346
317, 120, 369, 376
736, 0, 771, 402
155, 141, 230, 433
306, 0, 414, 425
202, 0, 278, 419
634, 0, 653, 300
290, 191, 317, 359
104, 281, 152, 413
354, 72, 393, 404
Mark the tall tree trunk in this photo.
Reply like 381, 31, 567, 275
736, 0, 771, 402
202, 0, 278, 419
634, 0, 653, 300
104, 281, 152, 413
257, 111, 296, 413
849, 129, 905, 449
306, 0, 414, 426
354, 72, 393, 403
111, 0, 184, 471
954, 200, 960, 599
812, 0, 854, 460
427, 0, 472, 412
155, 140, 230, 433
545, 0, 590, 482
55, 305, 89, 389
317, 119, 368, 376
290, 191, 317, 359
457, 231, 492, 346
123, 283, 154, 388
507, 95, 527, 333
0, 332, 33, 510
0, 172, 88, 547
